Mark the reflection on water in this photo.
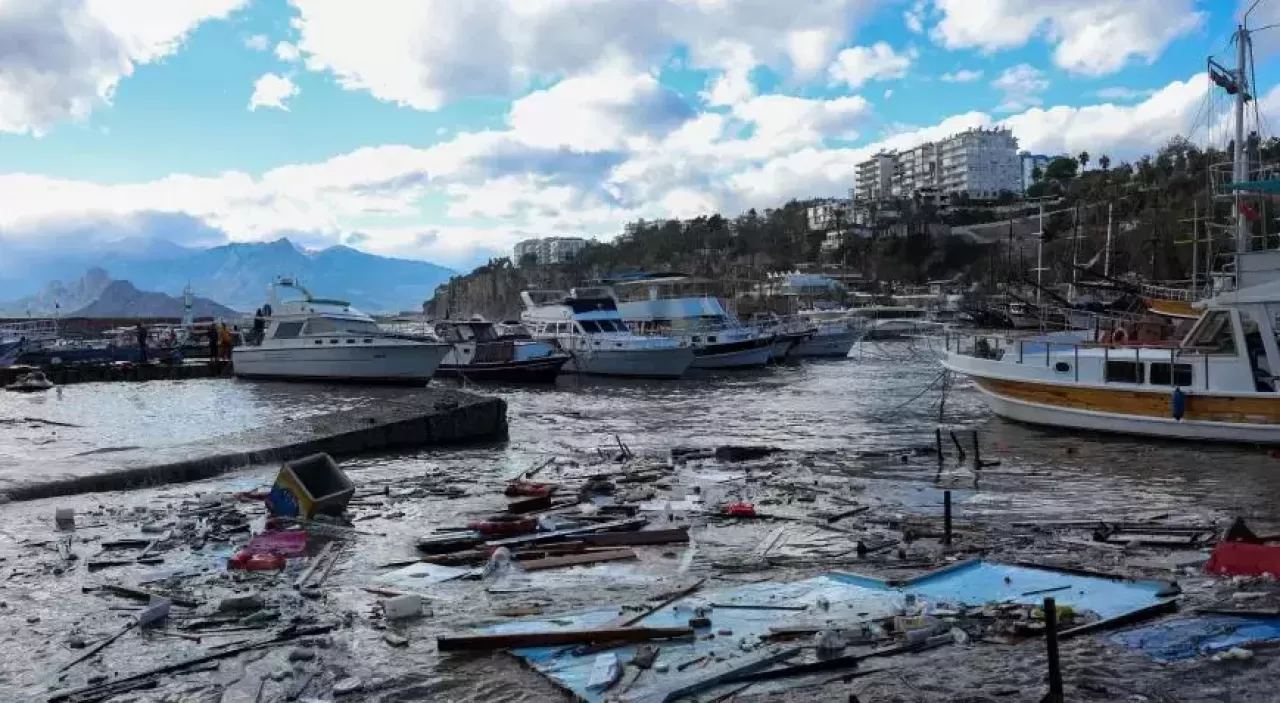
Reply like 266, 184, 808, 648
2, 339, 1280, 522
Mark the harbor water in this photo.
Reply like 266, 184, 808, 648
1, 340, 1278, 523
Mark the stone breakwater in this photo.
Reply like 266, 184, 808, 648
1, 387, 507, 501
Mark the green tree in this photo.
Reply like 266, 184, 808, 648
1077, 151, 1090, 169
1045, 157, 1079, 182
1098, 154, 1111, 171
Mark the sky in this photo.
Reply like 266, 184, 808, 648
1, 0, 1278, 272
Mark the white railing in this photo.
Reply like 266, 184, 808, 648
946, 331, 1211, 390
0, 319, 58, 341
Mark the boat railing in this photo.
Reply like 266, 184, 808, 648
627, 319, 763, 338
0, 319, 59, 341
1139, 283, 1197, 302
945, 331, 1214, 389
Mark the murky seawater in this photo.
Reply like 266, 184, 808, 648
3, 339, 1280, 522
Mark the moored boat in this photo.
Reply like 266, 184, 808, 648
5, 370, 54, 392
792, 309, 861, 358
232, 278, 450, 384
433, 319, 570, 383
610, 279, 773, 369
519, 290, 694, 379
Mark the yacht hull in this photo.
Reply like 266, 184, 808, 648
563, 347, 694, 379
692, 338, 773, 369
436, 355, 568, 383
232, 343, 448, 384
792, 329, 858, 358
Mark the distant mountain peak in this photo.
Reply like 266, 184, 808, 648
0, 239, 456, 313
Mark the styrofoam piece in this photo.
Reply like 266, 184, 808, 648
586, 653, 620, 690
136, 597, 171, 627
383, 594, 423, 620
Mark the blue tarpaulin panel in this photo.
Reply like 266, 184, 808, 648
1110, 616, 1280, 662
474, 561, 1169, 702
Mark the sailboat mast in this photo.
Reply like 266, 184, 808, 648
1234, 23, 1251, 257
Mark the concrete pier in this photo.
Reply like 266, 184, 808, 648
2, 388, 507, 501
1, 361, 232, 387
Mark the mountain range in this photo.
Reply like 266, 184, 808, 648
0, 237, 455, 313
0, 268, 239, 318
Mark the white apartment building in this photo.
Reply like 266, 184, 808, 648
1020, 152, 1052, 193
805, 200, 853, 231
937, 127, 1022, 199
893, 142, 941, 196
855, 152, 895, 202
513, 236, 588, 265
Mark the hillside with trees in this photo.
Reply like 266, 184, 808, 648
428, 134, 1280, 320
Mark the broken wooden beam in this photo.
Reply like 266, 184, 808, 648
99, 583, 199, 609
581, 528, 689, 547
1058, 599, 1179, 641
485, 518, 648, 548
436, 626, 694, 652
507, 494, 554, 514
826, 506, 869, 524
519, 548, 638, 572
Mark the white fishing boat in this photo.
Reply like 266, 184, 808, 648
610, 278, 774, 369
746, 313, 816, 361
519, 290, 694, 378
0, 319, 58, 368
792, 309, 862, 358
233, 278, 449, 384
943, 18, 1280, 444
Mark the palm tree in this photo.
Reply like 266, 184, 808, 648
1077, 151, 1090, 169
1098, 154, 1111, 171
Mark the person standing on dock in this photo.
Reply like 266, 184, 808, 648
136, 323, 149, 364
219, 323, 233, 361
252, 308, 265, 345
207, 324, 219, 365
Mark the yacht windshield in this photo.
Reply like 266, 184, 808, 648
303, 317, 382, 335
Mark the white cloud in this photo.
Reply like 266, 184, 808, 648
274, 41, 300, 62
904, 0, 926, 33
0, 0, 247, 135
505, 60, 693, 151
248, 72, 299, 111
699, 40, 757, 107
828, 42, 911, 89
884, 89, 894, 99
1095, 87, 1156, 101
244, 33, 268, 51
941, 69, 983, 83
992, 63, 1049, 112
930, 0, 1204, 75
285, 0, 880, 110
0, 71, 1247, 270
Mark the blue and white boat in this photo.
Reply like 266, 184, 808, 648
610, 278, 775, 369
519, 290, 694, 379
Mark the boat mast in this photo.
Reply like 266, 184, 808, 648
1234, 22, 1251, 260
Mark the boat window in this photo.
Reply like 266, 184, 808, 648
1104, 361, 1144, 384
1187, 311, 1236, 354
579, 320, 602, 334
273, 322, 304, 339
1149, 363, 1193, 386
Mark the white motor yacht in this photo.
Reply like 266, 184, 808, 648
792, 309, 862, 358
519, 290, 694, 378
609, 279, 774, 369
233, 278, 449, 383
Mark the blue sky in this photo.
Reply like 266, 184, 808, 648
0, 0, 1274, 271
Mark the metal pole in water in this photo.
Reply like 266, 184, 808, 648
935, 428, 943, 470
943, 490, 953, 546
1044, 596, 1064, 702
